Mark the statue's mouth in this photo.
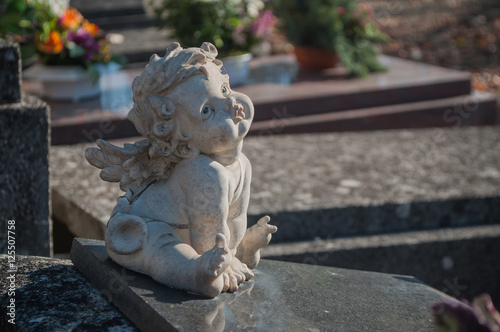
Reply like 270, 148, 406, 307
234, 107, 246, 123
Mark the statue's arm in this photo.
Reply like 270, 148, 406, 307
235, 156, 277, 268
180, 161, 231, 255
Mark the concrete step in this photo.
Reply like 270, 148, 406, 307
70, 0, 143, 13
71, 0, 154, 31
49, 126, 500, 242
107, 28, 171, 64
83, 14, 156, 31
262, 223, 500, 304
70, 0, 165, 61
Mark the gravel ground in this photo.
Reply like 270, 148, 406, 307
365, 0, 500, 92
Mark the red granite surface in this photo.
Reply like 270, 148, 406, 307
22, 55, 496, 145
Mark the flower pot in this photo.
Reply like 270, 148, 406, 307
24, 63, 120, 102
221, 53, 252, 87
294, 46, 339, 70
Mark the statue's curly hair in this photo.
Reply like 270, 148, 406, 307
128, 42, 224, 162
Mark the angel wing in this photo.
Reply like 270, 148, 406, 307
85, 139, 173, 193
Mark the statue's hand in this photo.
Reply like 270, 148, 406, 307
246, 216, 277, 250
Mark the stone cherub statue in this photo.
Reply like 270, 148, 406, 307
85, 42, 277, 298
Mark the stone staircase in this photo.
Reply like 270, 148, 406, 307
49, 126, 500, 304
70, 0, 169, 64
52, 0, 500, 304
66, 0, 498, 138
242, 54, 497, 135
43, 53, 498, 145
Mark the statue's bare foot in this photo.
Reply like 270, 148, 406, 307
230, 257, 254, 282
196, 233, 230, 297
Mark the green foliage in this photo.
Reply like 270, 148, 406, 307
0, 0, 124, 78
165, 1, 245, 56
144, 0, 272, 57
1, 0, 56, 62
273, 0, 389, 76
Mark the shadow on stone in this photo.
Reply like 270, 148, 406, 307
249, 196, 500, 242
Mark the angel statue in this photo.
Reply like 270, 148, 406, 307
85, 42, 277, 298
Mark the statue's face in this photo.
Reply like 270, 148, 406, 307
170, 61, 254, 155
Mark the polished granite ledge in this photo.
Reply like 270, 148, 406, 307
0, 242, 454, 331
70, 238, 452, 332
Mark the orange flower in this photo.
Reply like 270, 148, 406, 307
58, 7, 84, 30
36, 31, 64, 54
82, 20, 100, 37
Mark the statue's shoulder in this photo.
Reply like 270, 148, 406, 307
177, 155, 228, 175
173, 155, 230, 185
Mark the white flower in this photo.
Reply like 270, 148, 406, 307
37, 0, 69, 16
246, 0, 264, 18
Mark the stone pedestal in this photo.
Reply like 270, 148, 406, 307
0, 41, 21, 104
70, 238, 454, 332
0, 41, 51, 256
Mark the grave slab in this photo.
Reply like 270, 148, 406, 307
70, 237, 452, 332
23, 54, 489, 145
50, 126, 500, 242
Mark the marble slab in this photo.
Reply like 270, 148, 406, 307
71, 238, 453, 332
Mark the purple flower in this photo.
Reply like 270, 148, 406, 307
250, 9, 275, 38
67, 28, 100, 60
432, 297, 496, 332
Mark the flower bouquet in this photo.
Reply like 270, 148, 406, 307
143, 0, 275, 85
0, 0, 124, 100
143, 0, 275, 57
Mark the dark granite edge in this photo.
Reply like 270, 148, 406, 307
70, 238, 176, 332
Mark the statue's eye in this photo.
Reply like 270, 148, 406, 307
201, 105, 214, 120
221, 83, 230, 97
